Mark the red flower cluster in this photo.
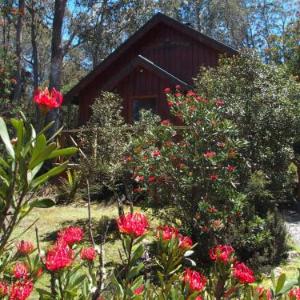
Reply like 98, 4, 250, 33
10, 281, 33, 300
289, 287, 300, 300
209, 245, 234, 264
226, 165, 236, 172
233, 262, 255, 284
117, 213, 149, 237
13, 262, 28, 279
164, 87, 171, 94
203, 151, 216, 159
80, 247, 97, 262
45, 242, 74, 272
183, 268, 207, 292
33, 87, 63, 112
57, 227, 83, 246
210, 174, 218, 181
187, 90, 196, 97
0, 281, 8, 296
207, 206, 218, 213
133, 285, 144, 295
178, 235, 193, 249
157, 225, 179, 241
151, 149, 161, 158
157, 226, 193, 249
215, 99, 225, 107
17, 241, 34, 255
161, 119, 171, 126
134, 175, 144, 182
148, 176, 156, 183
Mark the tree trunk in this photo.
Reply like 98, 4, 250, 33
28, 0, 41, 130
29, 1, 39, 90
13, 0, 25, 103
47, 0, 67, 136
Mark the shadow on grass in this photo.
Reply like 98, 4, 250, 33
41, 216, 119, 244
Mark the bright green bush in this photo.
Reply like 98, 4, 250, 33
125, 88, 288, 270
195, 50, 300, 205
0, 114, 77, 254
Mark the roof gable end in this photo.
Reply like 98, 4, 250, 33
65, 13, 237, 102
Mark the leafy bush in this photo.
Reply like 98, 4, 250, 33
195, 50, 300, 205
0, 114, 77, 254
78, 92, 131, 199
125, 88, 288, 269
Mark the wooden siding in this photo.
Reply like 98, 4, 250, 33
77, 23, 225, 125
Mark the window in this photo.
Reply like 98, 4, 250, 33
132, 98, 156, 121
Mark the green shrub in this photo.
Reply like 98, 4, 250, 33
78, 92, 131, 200
195, 50, 300, 205
126, 87, 289, 270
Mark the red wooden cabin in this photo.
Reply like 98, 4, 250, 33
65, 13, 237, 125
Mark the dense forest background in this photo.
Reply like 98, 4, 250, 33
0, 0, 299, 124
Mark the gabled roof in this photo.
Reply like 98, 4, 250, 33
102, 55, 192, 91
65, 13, 238, 103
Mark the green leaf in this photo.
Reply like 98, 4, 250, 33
47, 147, 78, 160
278, 279, 298, 295
275, 273, 286, 294
11, 118, 24, 158
111, 273, 124, 297
29, 142, 56, 169
31, 162, 68, 188
30, 198, 55, 208
0, 117, 14, 159
131, 244, 144, 265
128, 262, 144, 280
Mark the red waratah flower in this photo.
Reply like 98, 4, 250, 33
57, 227, 84, 246
80, 247, 97, 261
207, 206, 218, 213
226, 165, 236, 172
151, 149, 161, 158
187, 90, 196, 97
215, 99, 225, 107
157, 225, 179, 240
0, 281, 8, 296
33, 87, 63, 112
148, 176, 156, 183
195, 297, 203, 300
17, 241, 34, 255
203, 151, 216, 159
183, 268, 207, 292
175, 85, 181, 90
167, 101, 173, 107
133, 285, 144, 295
117, 213, 149, 237
289, 287, 300, 300
210, 174, 218, 181
134, 175, 144, 182
9, 281, 33, 300
164, 87, 171, 94
175, 92, 182, 97
13, 262, 28, 279
209, 245, 234, 263
178, 234, 193, 249
45, 242, 74, 272
233, 262, 255, 284
161, 119, 171, 126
